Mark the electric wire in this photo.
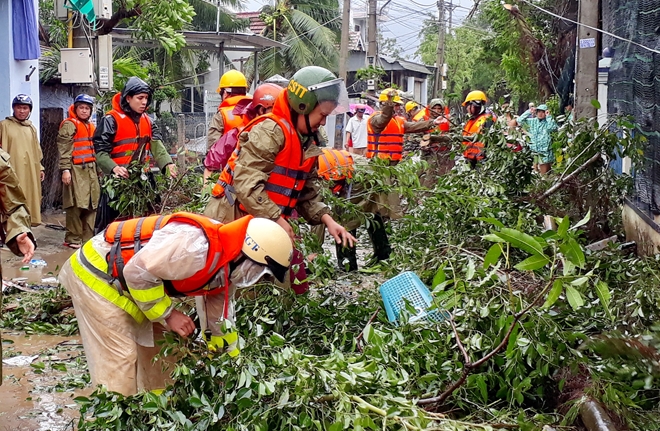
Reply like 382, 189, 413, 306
518, 0, 660, 55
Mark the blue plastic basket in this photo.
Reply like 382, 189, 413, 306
379, 271, 448, 323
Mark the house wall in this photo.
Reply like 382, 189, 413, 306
0, 0, 41, 136
623, 203, 660, 256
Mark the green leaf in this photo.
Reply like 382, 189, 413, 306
565, 285, 584, 310
591, 99, 601, 110
556, 216, 570, 237
494, 228, 547, 257
571, 276, 589, 286
543, 279, 563, 309
432, 265, 446, 287
514, 254, 550, 271
483, 243, 503, 269
559, 238, 586, 268
483, 233, 507, 243
571, 209, 591, 231
595, 280, 612, 318
475, 217, 504, 229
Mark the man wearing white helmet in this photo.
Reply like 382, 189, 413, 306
59, 213, 292, 396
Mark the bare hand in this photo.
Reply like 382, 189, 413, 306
322, 215, 356, 247
434, 117, 448, 126
62, 170, 72, 185
112, 166, 129, 179
276, 216, 296, 243
40, 171, 45, 182
165, 309, 195, 337
167, 163, 178, 179
16, 232, 35, 263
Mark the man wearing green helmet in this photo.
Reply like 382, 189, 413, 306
205, 66, 355, 290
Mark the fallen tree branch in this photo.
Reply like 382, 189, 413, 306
418, 278, 555, 406
537, 153, 602, 202
97, 6, 142, 35
356, 307, 381, 352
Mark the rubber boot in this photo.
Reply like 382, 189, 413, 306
335, 229, 358, 272
367, 215, 391, 261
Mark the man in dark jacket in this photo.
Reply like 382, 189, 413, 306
93, 77, 176, 233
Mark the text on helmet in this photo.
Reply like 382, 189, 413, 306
288, 80, 308, 99
244, 234, 260, 252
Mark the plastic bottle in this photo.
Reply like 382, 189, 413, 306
28, 258, 47, 284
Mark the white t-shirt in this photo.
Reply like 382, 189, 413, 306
345, 115, 369, 149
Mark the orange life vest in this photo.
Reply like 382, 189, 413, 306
218, 95, 252, 134
104, 212, 252, 296
318, 148, 354, 181
60, 105, 96, 165
212, 91, 317, 218
462, 112, 493, 160
366, 114, 405, 161
107, 93, 153, 167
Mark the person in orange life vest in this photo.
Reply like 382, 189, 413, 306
204, 66, 356, 267
58, 213, 292, 396
203, 83, 283, 184
57, 94, 101, 248
461, 90, 495, 169
206, 70, 251, 150
367, 89, 443, 163
92, 77, 177, 234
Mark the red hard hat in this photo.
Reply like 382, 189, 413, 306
252, 83, 283, 109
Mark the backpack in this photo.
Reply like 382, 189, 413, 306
204, 127, 240, 172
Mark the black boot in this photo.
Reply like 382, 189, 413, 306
367, 215, 391, 261
336, 229, 358, 272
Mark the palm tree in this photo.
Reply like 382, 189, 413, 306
257, 0, 341, 78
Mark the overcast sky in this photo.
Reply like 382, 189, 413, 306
240, 0, 475, 62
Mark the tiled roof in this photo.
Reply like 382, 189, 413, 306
349, 31, 364, 51
236, 12, 267, 35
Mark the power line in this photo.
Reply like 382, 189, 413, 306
518, 0, 660, 55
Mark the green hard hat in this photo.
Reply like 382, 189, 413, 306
429, 98, 445, 108
287, 66, 345, 115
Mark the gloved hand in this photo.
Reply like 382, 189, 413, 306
204, 330, 240, 357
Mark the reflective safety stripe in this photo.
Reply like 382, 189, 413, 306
115, 137, 138, 146
142, 295, 172, 321
209, 333, 240, 357
73, 137, 93, 143
127, 284, 166, 303
71, 245, 146, 323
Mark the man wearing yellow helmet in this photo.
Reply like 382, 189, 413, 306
461, 90, 494, 168
207, 70, 252, 149
404, 101, 420, 121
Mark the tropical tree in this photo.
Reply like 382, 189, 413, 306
256, 0, 341, 78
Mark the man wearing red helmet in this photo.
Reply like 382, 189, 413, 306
204, 83, 283, 180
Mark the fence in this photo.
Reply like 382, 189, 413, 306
40, 107, 64, 211
605, 0, 660, 216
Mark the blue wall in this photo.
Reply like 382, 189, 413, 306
0, 0, 41, 136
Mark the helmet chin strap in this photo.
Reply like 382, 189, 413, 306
304, 114, 320, 146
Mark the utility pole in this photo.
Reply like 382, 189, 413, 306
574, 0, 599, 119
432, 0, 445, 98
339, 0, 351, 81
367, 0, 378, 96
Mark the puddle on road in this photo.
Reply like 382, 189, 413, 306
1, 333, 90, 430
2, 248, 75, 281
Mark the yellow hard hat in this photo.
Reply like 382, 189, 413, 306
217, 70, 248, 93
405, 101, 419, 113
462, 90, 488, 106
379, 88, 402, 104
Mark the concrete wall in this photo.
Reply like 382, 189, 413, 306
41, 85, 72, 112
623, 203, 660, 256
0, 0, 41, 136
